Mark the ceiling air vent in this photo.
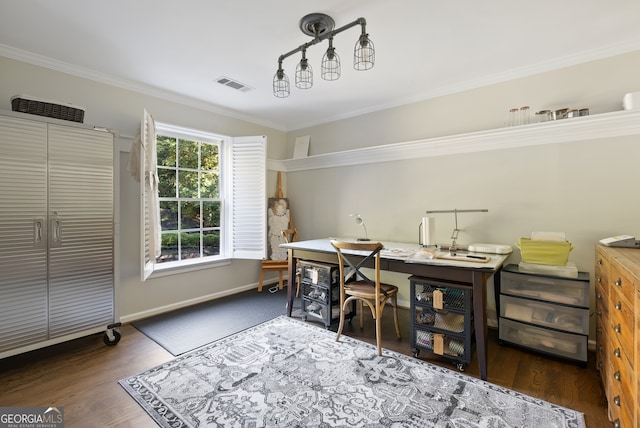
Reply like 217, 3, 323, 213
215, 76, 253, 92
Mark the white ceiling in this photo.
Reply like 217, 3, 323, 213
1, 1, 640, 131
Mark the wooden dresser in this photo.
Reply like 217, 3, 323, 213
595, 245, 640, 428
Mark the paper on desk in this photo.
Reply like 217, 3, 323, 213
406, 250, 507, 270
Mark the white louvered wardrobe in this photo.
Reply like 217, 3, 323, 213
0, 111, 120, 359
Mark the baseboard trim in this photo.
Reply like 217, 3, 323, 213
119, 280, 281, 324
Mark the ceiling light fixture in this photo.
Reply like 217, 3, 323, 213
273, 13, 375, 98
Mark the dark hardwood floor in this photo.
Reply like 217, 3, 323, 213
0, 298, 609, 427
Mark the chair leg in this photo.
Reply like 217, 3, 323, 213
278, 271, 284, 290
336, 299, 348, 343
359, 300, 364, 329
392, 295, 401, 339
375, 303, 382, 356
258, 268, 265, 292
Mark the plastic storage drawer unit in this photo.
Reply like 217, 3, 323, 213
501, 270, 589, 307
499, 317, 588, 362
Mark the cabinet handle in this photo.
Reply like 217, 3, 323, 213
615, 278, 622, 287
614, 324, 621, 333
615, 301, 622, 311
614, 348, 621, 358
614, 371, 621, 381
613, 396, 621, 407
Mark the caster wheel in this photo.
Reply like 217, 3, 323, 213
103, 329, 121, 346
456, 363, 466, 372
411, 348, 420, 358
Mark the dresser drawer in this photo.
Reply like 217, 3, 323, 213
500, 295, 589, 335
499, 318, 587, 362
610, 260, 636, 306
500, 270, 589, 307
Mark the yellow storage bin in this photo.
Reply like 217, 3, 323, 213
517, 238, 573, 266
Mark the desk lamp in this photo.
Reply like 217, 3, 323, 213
350, 213, 370, 241
425, 209, 488, 254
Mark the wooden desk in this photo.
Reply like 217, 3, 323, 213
282, 238, 508, 381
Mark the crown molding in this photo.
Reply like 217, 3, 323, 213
0, 44, 287, 132
270, 109, 640, 172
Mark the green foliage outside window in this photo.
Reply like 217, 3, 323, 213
156, 134, 221, 263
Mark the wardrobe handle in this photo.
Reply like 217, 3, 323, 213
34, 217, 44, 247
50, 212, 62, 247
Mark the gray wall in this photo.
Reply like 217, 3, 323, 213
2, 50, 639, 340
283, 51, 640, 332
0, 56, 287, 321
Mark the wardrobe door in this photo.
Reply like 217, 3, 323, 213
47, 125, 114, 337
0, 116, 49, 351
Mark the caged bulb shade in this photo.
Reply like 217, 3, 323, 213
354, 34, 375, 71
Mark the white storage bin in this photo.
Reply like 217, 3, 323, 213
501, 270, 589, 308
499, 318, 587, 362
500, 294, 589, 335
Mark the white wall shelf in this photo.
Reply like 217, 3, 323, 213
267, 109, 640, 172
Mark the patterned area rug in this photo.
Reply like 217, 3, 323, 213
119, 316, 586, 428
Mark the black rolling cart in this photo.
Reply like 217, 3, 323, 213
300, 260, 354, 328
409, 275, 474, 371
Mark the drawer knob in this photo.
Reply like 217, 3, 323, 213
614, 348, 621, 358
614, 324, 621, 333
615, 278, 622, 287
597, 328, 602, 335
596, 292, 602, 299
597, 259, 602, 265
613, 395, 621, 407
614, 370, 621, 381
598, 361, 603, 369
613, 419, 621, 428
615, 301, 622, 311
596, 276, 601, 283
596, 310, 602, 317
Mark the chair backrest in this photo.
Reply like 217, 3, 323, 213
330, 240, 383, 291
281, 228, 298, 243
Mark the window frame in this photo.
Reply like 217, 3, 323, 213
138, 111, 266, 280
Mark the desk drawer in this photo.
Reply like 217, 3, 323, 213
501, 270, 589, 307
414, 328, 467, 360
499, 318, 587, 362
500, 295, 589, 335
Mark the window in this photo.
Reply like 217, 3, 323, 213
155, 127, 221, 264
137, 110, 266, 280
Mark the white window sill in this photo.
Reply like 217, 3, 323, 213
148, 257, 232, 279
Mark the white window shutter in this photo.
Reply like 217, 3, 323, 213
139, 109, 159, 281
231, 136, 267, 259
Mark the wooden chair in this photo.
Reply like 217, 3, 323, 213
258, 228, 299, 293
331, 239, 401, 356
